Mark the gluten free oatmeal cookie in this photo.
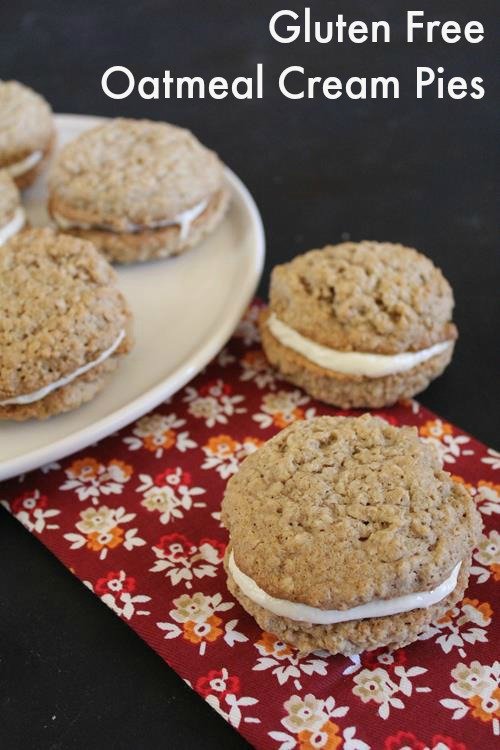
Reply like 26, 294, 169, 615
260, 242, 457, 408
48, 118, 230, 263
0, 228, 133, 421
0, 81, 54, 189
222, 415, 481, 655
0, 171, 25, 245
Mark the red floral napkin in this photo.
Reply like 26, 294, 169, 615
1, 302, 499, 750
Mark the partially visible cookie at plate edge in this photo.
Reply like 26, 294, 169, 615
0, 80, 55, 189
0, 228, 133, 420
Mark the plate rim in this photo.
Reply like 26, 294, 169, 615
0, 113, 265, 481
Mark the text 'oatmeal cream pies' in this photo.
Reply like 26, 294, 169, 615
222, 415, 481, 655
48, 118, 230, 263
260, 241, 458, 408
0, 171, 26, 245
0, 228, 133, 421
0, 80, 54, 189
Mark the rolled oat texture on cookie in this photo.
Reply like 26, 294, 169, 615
222, 414, 481, 655
0, 228, 133, 420
48, 118, 230, 263
260, 241, 458, 408
0, 80, 55, 189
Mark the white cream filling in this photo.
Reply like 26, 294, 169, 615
53, 198, 208, 241
0, 206, 25, 245
268, 313, 452, 378
229, 552, 461, 625
0, 330, 125, 407
5, 150, 42, 178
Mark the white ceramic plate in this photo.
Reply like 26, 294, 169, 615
0, 114, 265, 481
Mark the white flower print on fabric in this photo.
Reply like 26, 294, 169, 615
196, 667, 260, 729
1, 489, 60, 534
60, 457, 133, 503
183, 379, 246, 427
211, 509, 222, 525
449, 472, 500, 520
400, 398, 421, 415
216, 347, 236, 368
3, 296, 499, 749
352, 664, 430, 720
283, 693, 327, 734
343, 649, 409, 678
137, 467, 206, 525
124, 412, 196, 458
419, 419, 475, 464
269, 694, 369, 750
156, 592, 247, 656
440, 660, 500, 736
419, 418, 454, 441
64, 505, 146, 560
481, 448, 500, 470
253, 390, 316, 430
239, 349, 280, 390
471, 530, 500, 583
420, 433, 474, 465
86, 570, 151, 620
16, 461, 62, 484
201, 434, 264, 479
234, 304, 261, 346
475, 481, 500, 516
418, 597, 493, 657
150, 534, 225, 588
253, 632, 329, 690
39, 461, 62, 474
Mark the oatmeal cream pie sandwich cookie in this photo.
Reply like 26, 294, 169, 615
0, 81, 54, 189
0, 228, 133, 421
0, 171, 26, 245
222, 415, 481, 655
48, 118, 230, 263
260, 241, 458, 408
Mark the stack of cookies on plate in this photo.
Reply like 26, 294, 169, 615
0, 80, 230, 421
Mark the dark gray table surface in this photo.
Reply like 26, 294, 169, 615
1, 1, 498, 748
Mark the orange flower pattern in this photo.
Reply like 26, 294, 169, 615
253, 390, 316, 430
87, 525, 124, 552
202, 433, 264, 478
468, 689, 500, 723
419, 419, 453, 439
254, 632, 329, 690
441, 660, 500, 734
60, 457, 134, 502
256, 632, 295, 659
298, 721, 342, 750
419, 596, 494, 657
124, 412, 197, 458
157, 592, 247, 657
184, 615, 223, 645
64, 505, 145, 560
418, 419, 473, 465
